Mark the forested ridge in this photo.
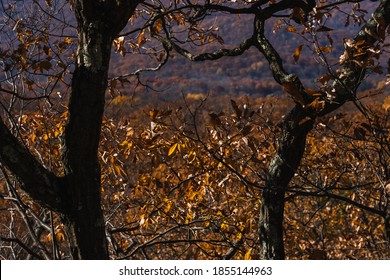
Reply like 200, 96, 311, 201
108, 1, 382, 100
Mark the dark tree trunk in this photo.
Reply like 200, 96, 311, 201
259, 106, 313, 259
59, 0, 143, 260
385, 186, 390, 243
61, 25, 112, 259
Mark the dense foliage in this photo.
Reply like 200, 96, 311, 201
1, 92, 389, 259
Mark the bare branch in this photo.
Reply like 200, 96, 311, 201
0, 236, 44, 260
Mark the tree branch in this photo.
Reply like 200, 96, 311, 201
153, 29, 254, 62
0, 119, 64, 213
288, 188, 385, 217
318, 0, 390, 116
0, 236, 44, 260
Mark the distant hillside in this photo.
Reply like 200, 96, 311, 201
1, 1, 383, 102
108, 1, 383, 101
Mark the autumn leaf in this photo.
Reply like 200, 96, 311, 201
153, 18, 163, 34
383, 96, 390, 111
137, 30, 146, 46
187, 150, 196, 163
168, 143, 178, 156
306, 98, 325, 113
293, 44, 304, 63
113, 36, 126, 56
113, 164, 122, 176
305, 88, 323, 97
244, 248, 252, 260
317, 73, 331, 85
139, 214, 149, 229
220, 220, 228, 232
55, 229, 66, 242
30, 134, 36, 143
286, 26, 297, 33
119, 140, 131, 151
163, 198, 172, 213
64, 37, 72, 45
317, 46, 332, 54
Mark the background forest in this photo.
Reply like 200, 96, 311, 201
0, 0, 389, 260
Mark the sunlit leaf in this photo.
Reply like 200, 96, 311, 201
55, 229, 66, 242
220, 220, 228, 231
244, 248, 252, 260
383, 96, 390, 111
154, 18, 163, 34
306, 98, 325, 113
318, 46, 332, 53
113, 164, 122, 175
137, 30, 146, 46
168, 143, 178, 156
286, 26, 297, 33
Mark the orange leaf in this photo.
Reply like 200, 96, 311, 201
168, 143, 178, 156
383, 96, 390, 111
306, 98, 325, 113
154, 18, 163, 34
293, 44, 304, 63
316, 73, 331, 85
137, 30, 146, 46
305, 88, 323, 97
244, 248, 252, 260
113, 164, 122, 175
55, 229, 66, 242
318, 46, 332, 53
286, 26, 297, 33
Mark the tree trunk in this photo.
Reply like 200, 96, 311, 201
60, 19, 112, 259
259, 106, 313, 259
385, 185, 390, 243
58, 0, 144, 260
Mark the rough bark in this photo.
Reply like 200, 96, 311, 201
385, 188, 390, 242
259, 107, 313, 259
60, 0, 142, 260
61, 26, 112, 259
